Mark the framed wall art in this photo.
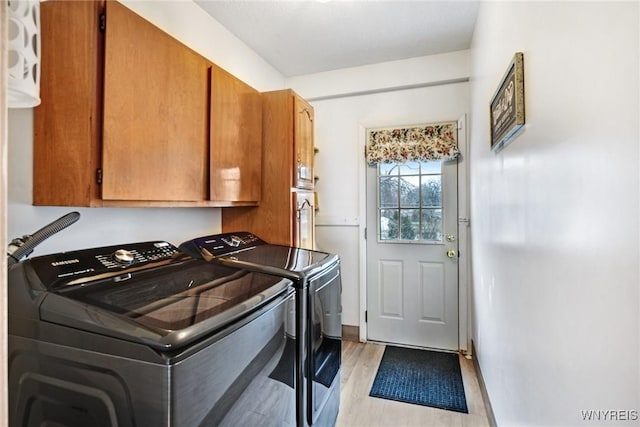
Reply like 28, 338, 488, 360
490, 52, 525, 152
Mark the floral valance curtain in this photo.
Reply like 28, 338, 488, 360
366, 122, 460, 165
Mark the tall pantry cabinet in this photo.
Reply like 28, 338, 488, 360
222, 89, 316, 249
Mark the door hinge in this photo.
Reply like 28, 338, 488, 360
365, 310, 368, 322
364, 227, 367, 240
96, 168, 103, 185
99, 12, 106, 32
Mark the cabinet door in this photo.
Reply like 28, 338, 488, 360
295, 190, 315, 250
34, 0, 103, 206
101, 1, 209, 201
210, 65, 262, 203
294, 95, 315, 190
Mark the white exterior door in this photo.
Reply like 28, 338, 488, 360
366, 155, 459, 350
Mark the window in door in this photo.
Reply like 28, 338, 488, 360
377, 161, 443, 242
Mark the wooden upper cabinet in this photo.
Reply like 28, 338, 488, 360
101, 1, 209, 202
294, 95, 314, 190
34, 0, 261, 207
210, 65, 262, 203
34, 0, 103, 206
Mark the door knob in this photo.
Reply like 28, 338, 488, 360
446, 249, 457, 258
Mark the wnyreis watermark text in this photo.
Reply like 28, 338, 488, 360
581, 410, 639, 422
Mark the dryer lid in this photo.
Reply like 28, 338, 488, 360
180, 232, 339, 281
218, 244, 338, 281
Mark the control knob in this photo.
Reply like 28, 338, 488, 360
113, 249, 135, 265
222, 235, 243, 247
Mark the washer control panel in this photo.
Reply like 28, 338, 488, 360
95, 242, 178, 269
28, 241, 181, 290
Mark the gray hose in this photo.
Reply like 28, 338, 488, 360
7, 211, 81, 266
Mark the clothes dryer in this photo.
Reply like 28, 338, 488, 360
180, 232, 342, 427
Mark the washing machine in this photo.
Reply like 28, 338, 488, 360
180, 232, 342, 427
8, 240, 297, 426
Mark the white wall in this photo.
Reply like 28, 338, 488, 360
287, 53, 470, 327
469, 2, 639, 426
7, 1, 285, 255
288, 50, 469, 100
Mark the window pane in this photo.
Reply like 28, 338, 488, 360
421, 176, 442, 208
377, 160, 447, 243
379, 177, 398, 207
420, 161, 442, 175
380, 209, 398, 240
400, 209, 419, 240
379, 163, 397, 176
421, 209, 442, 241
399, 176, 419, 207
399, 161, 420, 175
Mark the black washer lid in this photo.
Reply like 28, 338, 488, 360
22, 243, 292, 350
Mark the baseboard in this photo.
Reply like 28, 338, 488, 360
342, 325, 359, 342
471, 340, 498, 427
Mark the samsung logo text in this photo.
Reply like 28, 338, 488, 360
51, 259, 80, 266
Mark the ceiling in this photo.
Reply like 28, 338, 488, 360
194, 1, 480, 77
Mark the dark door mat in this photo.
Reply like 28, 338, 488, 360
369, 346, 468, 413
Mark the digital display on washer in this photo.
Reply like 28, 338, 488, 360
57, 261, 290, 331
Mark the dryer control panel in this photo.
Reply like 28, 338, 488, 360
179, 232, 264, 260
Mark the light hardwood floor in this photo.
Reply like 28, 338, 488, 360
336, 341, 490, 427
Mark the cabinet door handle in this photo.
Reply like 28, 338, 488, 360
300, 108, 312, 121
297, 199, 312, 212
